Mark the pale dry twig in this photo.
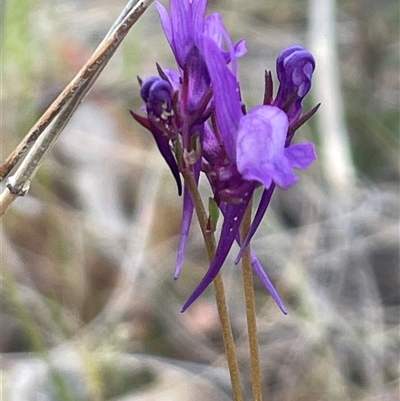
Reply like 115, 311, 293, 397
0, 0, 154, 217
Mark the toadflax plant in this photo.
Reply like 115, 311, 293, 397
131, 1, 318, 398
132, 0, 318, 312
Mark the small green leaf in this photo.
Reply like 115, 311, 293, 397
174, 138, 184, 169
208, 197, 220, 232
190, 131, 202, 159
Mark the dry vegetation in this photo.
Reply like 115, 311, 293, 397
1, 0, 399, 400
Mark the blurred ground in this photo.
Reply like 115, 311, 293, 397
1, 0, 399, 400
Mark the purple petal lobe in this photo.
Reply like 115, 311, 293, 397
237, 105, 299, 189
155, 2, 173, 53
148, 124, 182, 196
141, 78, 172, 119
274, 46, 315, 123
202, 122, 220, 162
185, 46, 211, 110
251, 253, 287, 314
162, 68, 181, 92
203, 37, 243, 161
233, 39, 247, 58
175, 184, 194, 279
235, 184, 275, 264
204, 12, 246, 77
140, 76, 161, 102
204, 13, 224, 48
227, 207, 286, 313
284, 142, 317, 169
168, 0, 193, 67
158, 0, 207, 68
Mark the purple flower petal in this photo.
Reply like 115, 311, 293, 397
140, 76, 162, 103
130, 110, 182, 196
235, 122, 316, 263
155, 2, 173, 53
162, 68, 181, 92
231, 204, 287, 314
204, 13, 224, 49
143, 122, 182, 196
175, 181, 196, 279
235, 184, 275, 264
153, 133, 182, 196
230, 211, 287, 314
233, 39, 247, 58
156, 0, 207, 69
276, 47, 314, 98
237, 105, 300, 189
185, 46, 211, 110
202, 122, 221, 162
204, 13, 246, 77
284, 142, 317, 169
274, 46, 315, 123
250, 253, 287, 314
141, 77, 172, 119
203, 37, 243, 161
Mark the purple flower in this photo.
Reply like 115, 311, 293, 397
153, 0, 248, 280
130, 76, 182, 196
140, 76, 173, 118
156, 0, 247, 76
237, 106, 316, 189
273, 46, 315, 123
130, 0, 318, 314
156, 0, 208, 70
155, 0, 246, 112
181, 38, 317, 312
235, 47, 318, 264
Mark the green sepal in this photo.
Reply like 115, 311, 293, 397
174, 138, 184, 170
208, 197, 220, 232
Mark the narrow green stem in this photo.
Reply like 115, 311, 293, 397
241, 200, 263, 401
182, 170, 243, 401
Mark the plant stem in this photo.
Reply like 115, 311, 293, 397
0, 0, 153, 215
182, 170, 243, 401
241, 200, 263, 401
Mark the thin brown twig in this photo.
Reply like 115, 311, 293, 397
0, 188, 18, 217
1, 0, 151, 182
241, 199, 263, 401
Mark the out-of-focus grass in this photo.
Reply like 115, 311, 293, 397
1, 0, 399, 400
2, 0, 40, 142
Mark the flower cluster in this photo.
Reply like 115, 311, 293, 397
131, 0, 319, 313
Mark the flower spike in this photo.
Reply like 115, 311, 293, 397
130, 0, 319, 314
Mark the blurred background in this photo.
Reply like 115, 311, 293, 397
1, 0, 399, 400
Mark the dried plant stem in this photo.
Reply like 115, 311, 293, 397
212, 276, 243, 401
241, 200, 263, 401
182, 170, 243, 401
0, 188, 18, 217
0, 0, 153, 217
